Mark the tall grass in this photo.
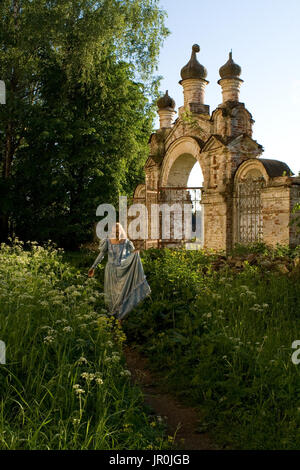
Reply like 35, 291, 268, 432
0, 240, 169, 450
125, 246, 300, 449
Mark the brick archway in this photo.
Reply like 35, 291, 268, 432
156, 137, 205, 247
160, 137, 205, 188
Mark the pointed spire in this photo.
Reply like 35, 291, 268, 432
157, 90, 176, 128
180, 44, 207, 81
157, 90, 175, 110
219, 51, 242, 79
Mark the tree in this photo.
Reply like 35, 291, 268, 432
0, 0, 168, 245
11, 56, 157, 248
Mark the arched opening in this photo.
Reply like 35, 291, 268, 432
159, 153, 204, 247
166, 153, 197, 186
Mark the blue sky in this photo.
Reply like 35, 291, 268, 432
155, 0, 300, 184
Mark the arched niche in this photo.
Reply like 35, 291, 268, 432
213, 109, 225, 135
133, 184, 145, 199
234, 159, 269, 184
231, 108, 249, 135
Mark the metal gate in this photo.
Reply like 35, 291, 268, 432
157, 186, 203, 246
236, 176, 265, 243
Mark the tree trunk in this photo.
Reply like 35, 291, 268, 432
0, 125, 14, 242
0, 215, 9, 242
0, 1, 20, 242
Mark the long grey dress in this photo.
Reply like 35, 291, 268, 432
91, 238, 151, 320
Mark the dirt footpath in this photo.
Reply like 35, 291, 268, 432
123, 345, 218, 450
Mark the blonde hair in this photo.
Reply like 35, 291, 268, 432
109, 222, 127, 241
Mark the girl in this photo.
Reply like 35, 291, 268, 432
88, 223, 151, 325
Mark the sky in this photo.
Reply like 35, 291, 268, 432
155, 0, 300, 185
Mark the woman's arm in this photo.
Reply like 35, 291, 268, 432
88, 239, 108, 276
128, 240, 135, 251
128, 240, 139, 253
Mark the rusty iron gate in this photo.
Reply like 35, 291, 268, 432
157, 186, 203, 246
236, 176, 266, 244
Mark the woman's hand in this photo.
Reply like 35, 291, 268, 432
88, 268, 95, 278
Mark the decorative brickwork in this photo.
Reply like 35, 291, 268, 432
131, 47, 300, 251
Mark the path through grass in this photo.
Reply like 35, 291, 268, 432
0, 240, 169, 450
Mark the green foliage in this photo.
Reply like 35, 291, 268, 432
180, 109, 201, 131
11, 58, 156, 248
125, 246, 300, 450
0, 239, 169, 449
290, 202, 300, 234
0, 0, 169, 246
230, 241, 296, 258
230, 242, 271, 257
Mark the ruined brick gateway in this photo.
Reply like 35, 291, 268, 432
131, 45, 300, 252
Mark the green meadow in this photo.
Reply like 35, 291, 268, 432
1, 239, 300, 449
0, 240, 169, 450
124, 244, 300, 450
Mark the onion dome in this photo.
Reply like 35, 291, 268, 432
180, 44, 207, 81
157, 90, 175, 109
219, 51, 242, 79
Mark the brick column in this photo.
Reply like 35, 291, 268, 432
261, 184, 291, 246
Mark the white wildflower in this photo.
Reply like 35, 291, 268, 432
76, 357, 88, 365
73, 385, 85, 395
43, 335, 55, 344
63, 326, 72, 333
81, 372, 95, 381
120, 369, 131, 377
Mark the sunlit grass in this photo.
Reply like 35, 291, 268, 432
0, 239, 169, 450
125, 245, 300, 450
